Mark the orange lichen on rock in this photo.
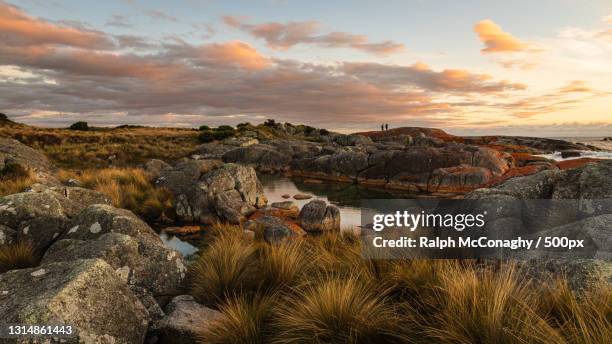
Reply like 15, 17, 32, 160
556, 158, 603, 170
482, 165, 551, 187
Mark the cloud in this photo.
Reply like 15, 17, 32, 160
223, 16, 405, 55
195, 41, 271, 70
0, 1, 114, 49
2, 2, 601, 133
342, 62, 526, 93
604, 14, 612, 24
105, 13, 132, 28
144, 9, 178, 22
474, 19, 538, 54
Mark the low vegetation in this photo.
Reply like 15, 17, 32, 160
198, 125, 236, 143
0, 241, 40, 273
191, 228, 612, 344
0, 122, 199, 169
58, 168, 174, 222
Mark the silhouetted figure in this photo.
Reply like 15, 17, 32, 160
385, 123, 389, 131
381, 124, 384, 131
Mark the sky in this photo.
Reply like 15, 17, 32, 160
0, 0, 611, 136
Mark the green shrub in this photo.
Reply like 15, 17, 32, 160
264, 119, 276, 127
69, 121, 89, 131
0, 241, 39, 273
216, 125, 234, 131
319, 128, 330, 135
199, 125, 210, 131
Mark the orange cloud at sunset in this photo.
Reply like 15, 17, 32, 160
0, 2, 113, 49
197, 41, 271, 70
474, 19, 534, 53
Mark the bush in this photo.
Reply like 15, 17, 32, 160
189, 234, 259, 305
319, 128, 330, 135
198, 295, 277, 344
0, 113, 8, 121
264, 119, 276, 127
69, 121, 89, 131
199, 125, 210, 131
216, 125, 234, 131
198, 129, 235, 143
236, 122, 251, 129
0, 241, 39, 273
273, 277, 407, 343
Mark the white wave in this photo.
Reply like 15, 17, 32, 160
536, 150, 612, 161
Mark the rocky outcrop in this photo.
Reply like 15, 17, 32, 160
43, 232, 186, 297
222, 144, 291, 172
466, 160, 612, 289
0, 183, 110, 251
158, 162, 267, 224
0, 259, 149, 344
298, 200, 341, 232
151, 295, 222, 344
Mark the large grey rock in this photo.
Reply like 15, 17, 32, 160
0, 137, 53, 173
298, 200, 341, 232
159, 162, 267, 224
43, 232, 186, 297
0, 259, 149, 344
0, 191, 70, 251
191, 143, 234, 159
144, 159, 171, 179
152, 295, 222, 344
63, 204, 161, 243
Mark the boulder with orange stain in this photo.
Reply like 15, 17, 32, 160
556, 158, 604, 170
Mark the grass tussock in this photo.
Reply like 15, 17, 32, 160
190, 225, 612, 344
0, 241, 40, 273
58, 168, 174, 222
198, 295, 277, 344
274, 276, 407, 343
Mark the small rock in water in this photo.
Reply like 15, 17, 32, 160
271, 201, 296, 210
293, 193, 312, 200
561, 150, 581, 158
281, 194, 291, 199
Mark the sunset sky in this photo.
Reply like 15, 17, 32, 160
1, 0, 611, 136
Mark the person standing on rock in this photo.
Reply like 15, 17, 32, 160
385, 123, 389, 131
381, 124, 384, 131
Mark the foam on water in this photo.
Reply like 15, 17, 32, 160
536, 150, 612, 161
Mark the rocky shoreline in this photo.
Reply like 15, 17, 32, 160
193, 124, 605, 194
0, 127, 610, 343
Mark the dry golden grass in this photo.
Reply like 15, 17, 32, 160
0, 164, 37, 196
0, 123, 199, 169
57, 168, 174, 222
191, 225, 612, 344
189, 233, 259, 305
0, 241, 40, 273
198, 295, 278, 344
274, 276, 408, 344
